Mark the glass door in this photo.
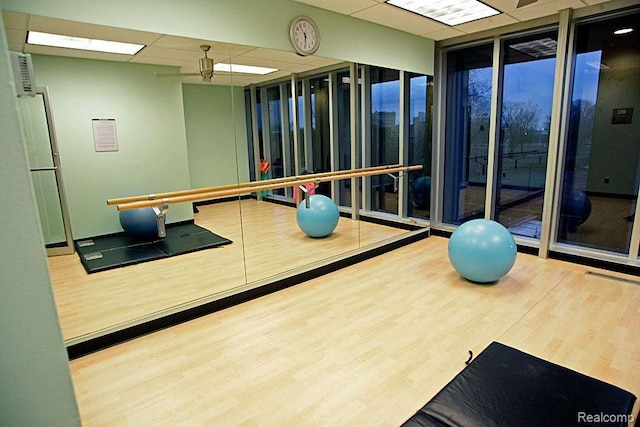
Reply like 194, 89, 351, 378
18, 88, 73, 255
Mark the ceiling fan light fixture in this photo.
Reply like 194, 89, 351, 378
387, 0, 500, 26
27, 31, 145, 55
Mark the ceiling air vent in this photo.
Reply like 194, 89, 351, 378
10, 52, 36, 97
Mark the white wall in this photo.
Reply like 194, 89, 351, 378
0, 12, 81, 426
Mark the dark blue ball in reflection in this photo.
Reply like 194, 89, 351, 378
566, 189, 592, 229
412, 176, 431, 209
119, 207, 158, 238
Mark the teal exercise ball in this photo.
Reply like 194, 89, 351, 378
119, 207, 158, 238
296, 194, 340, 238
448, 219, 517, 283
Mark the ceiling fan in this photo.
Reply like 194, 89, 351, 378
155, 44, 214, 81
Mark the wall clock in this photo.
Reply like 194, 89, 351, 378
290, 16, 320, 56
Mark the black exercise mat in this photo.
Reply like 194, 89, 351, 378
403, 342, 636, 427
75, 223, 232, 274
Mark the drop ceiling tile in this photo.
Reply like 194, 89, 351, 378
2, 11, 28, 30
508, 0, 585, 21
453, 13, 520, 33
5, 28, 26, 48
135, 46, 203, 61
226, 43, 261, 58
292, 0, 379, 15
422, 27, 467, 41
353, 3, 448, 35
150, 35, 228, 53
28, 15, 161, 45
128, 55, 192, 69
483, 0, 522, 13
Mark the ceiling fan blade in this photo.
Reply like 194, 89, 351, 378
154, 72, 201, 78
516, 0, 538, 7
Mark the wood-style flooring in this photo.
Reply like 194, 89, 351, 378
68, 235, 640, 426
48, 199, 407, 343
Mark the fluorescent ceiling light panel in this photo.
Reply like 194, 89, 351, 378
27, 31, 144, 55
214, 63, 278, 75
387, 0, 500, 26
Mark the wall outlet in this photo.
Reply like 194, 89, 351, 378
604, 177, 610, 184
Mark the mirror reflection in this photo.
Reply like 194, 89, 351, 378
5, 11, 430, 347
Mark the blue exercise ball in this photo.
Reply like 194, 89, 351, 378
119, 207, 158, 238
448, 219, 517, 283
412, 176, 431, 209
296, 194, 340, 238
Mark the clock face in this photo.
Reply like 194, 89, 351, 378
290, 17, 320, 56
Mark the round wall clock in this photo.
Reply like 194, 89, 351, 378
290, 16, 320, 56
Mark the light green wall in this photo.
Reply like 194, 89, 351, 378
183, 84, 250, 188
32, 54, 193, 238
0, 0, 434, 75
0, 11, 81, 426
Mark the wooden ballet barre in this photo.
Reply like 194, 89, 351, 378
107, 164, 402, 206
115, 165, 423, 211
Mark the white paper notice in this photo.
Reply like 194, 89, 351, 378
92, 119, 119, 152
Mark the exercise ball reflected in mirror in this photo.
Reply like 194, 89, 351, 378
296, 194, 339, 238
119, 207, 158, 238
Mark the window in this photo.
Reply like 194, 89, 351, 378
442, 43, 493, 225
407, 73, 433, 220
494, 31, 557, 239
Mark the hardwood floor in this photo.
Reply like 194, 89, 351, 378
48, 199, 407, 343
69, 236, 640, 426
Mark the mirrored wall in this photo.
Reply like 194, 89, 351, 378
4, 10, 433, 350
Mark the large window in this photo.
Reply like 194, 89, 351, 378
369, 67, 400, 215
336, 69, 353, 207
246, 65, 434, 226
308, 74, 331, 196
494, 31, 557, 239
407, 73, 433, 220
438, 6, 640, 267
442, 43, 493, 225
266, 86, 284, 195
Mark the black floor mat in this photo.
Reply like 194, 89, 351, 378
402, 341, 636, 427
75, 223, 232, 274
